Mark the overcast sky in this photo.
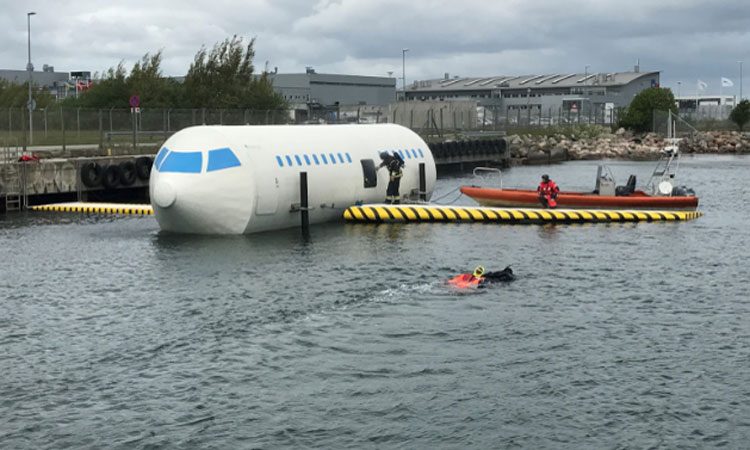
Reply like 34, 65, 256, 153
1, 0, 747, 97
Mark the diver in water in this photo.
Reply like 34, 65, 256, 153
448, 265, 515, 288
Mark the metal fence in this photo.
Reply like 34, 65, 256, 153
0, 102, 628, 156
337, 101, 621, 137
0, 107, 292, 154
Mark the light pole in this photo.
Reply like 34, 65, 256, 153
27, 11, 36, 146
401, 48, 409, 101
677, 81, 681, 97
739, 60, 743, 101
584, 64, 590, 85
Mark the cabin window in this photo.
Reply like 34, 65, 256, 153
207, 147, 241, 172
159, 151, 202, 173
155, 147, 170, 170
361, 159, 377, 188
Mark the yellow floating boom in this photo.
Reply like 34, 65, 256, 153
31, 202, 153, 215
343, 204, 702, 224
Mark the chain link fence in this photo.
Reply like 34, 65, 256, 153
0, 107, 293, 157
1, 102, 629, 158
334, 101, 621, 138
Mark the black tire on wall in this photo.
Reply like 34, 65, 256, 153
135, 156, 153, 180
102, 165, 122, 190
119, 161, 137, 186
80, 162, 103, 188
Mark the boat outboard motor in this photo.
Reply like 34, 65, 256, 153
671, 185, 696, 197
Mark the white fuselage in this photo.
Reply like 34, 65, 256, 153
149, 124, 437, 234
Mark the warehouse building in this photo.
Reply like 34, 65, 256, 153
404, 69, 660, 122
267, 67, 396, 122
0, 66, 70, 97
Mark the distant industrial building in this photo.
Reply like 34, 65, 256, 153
405, 69, 660, 120
0, 66, 69, 96
676, 94, 736, 120
0, 67, 92, 99
267, 67, 396, 122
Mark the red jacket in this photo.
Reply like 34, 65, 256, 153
537, 180, 559, 197
448, 273, 483, 288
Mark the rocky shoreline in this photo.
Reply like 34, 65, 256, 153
508, 129, 750, 164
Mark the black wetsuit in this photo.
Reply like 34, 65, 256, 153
480, 266, 515, 284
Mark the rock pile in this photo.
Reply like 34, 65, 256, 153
507, 129, 750, 164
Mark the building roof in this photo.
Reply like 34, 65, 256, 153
407, 71, 659, 92
0, 69, 69, 87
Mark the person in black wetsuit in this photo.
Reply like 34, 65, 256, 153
448, 265, 516, 288
480, 265, 516, 284
377, 151, 405, 204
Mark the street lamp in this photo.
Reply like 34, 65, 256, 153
739, 60, 743, 101
402, 48, 409, 101
584, 64, 590, 85
677, 81, 681, 98
27, 11, 36, 146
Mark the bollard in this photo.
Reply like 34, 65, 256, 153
419, 162, 426, 201
300, 171, 309, 232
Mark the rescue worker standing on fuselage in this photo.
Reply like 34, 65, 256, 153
537, 174, 560, 208
378, 151, 404, 204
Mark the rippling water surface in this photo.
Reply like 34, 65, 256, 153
1, 155, 749, 449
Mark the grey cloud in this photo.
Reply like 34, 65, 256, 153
0, 0, 747, 95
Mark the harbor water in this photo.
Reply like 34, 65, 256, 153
1, 155, 749, 448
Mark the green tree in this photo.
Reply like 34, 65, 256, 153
63, 63, 129, 108
618, 87, 677, 132
63, 52, 181, 108
0, 79, 55, 108
182, 35, 285, 109
729, 99, 750, 131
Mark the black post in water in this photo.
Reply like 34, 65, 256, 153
300, 171, 309, 232
419, 162, 427, 201
132, 109, 137, 152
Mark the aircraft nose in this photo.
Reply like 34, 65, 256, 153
153, 179, 176, 208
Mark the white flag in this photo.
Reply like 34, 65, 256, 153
722, 77, 734, 87
697, 79, 708, 91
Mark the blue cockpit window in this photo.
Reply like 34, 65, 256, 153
155, 147, 170, 170
207, 147, 241, 172
159, 151, 202, 173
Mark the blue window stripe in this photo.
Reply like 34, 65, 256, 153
294, 155, 302, 166
345, 153, 352, 163
321, 154, 328, 164
159, 151, 202, 173
285, 155, 293, 166
207, 147, 241, 172
276, 155, 284, 167
418, 148, 424, 157
410, 149, 417, 158
303, 155, 311, 165
398, 150, 406, 159
155, 147, 170, 170
337, 152, 344, 163
329, 153, 336, 164
312, 154, 319, 165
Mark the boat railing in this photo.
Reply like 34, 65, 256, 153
473, 167, 503, 189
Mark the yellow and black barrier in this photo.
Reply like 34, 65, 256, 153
343, 204, 702, 224
31, 202, 153, 215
